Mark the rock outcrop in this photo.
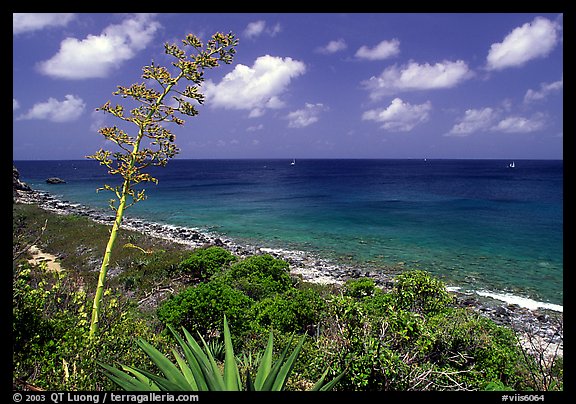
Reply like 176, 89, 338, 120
13, 165, 32, 201
46, 177, 66, 184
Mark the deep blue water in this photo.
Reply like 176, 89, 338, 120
14, 159, 563, 310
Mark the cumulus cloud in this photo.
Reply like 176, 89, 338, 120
316, 39, 347, 54
17, 94, 85, 122
287, 103, 328, 128
243, 20, 281, 39
37, 14, 160, 79
446, 107, 498, 136
486, 16, 560, 71
491, 115, 545, 133
355, 39, 400, 60
524, 77, 563, 103
447, 107, 547, 135
13, 13, 75, 35
203, 55, 306, 117
13, 98, 20, 111
362, 60, 472, 99
362, 98, 432, 132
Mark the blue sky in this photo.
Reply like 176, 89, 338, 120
13, 13, 563, 160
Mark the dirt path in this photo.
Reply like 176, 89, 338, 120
27, 245, 64, 272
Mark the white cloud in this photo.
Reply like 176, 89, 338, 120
287, 103, 328, 128
362, 98, 432, 132
269, 23, 282, 37
243, 20, 281, 39
446, 107, 498, 136
17, 94, 85, 122
247, 124, 264, 132
38, 14, 160, 79
203, 55, 306, 117
524, 77, 563, 103
362, 60, 472, 99
248, 109, 265, 118
486, 16, 560, 71
316, 39, 347, 54
491, 115, 545, 133
448, 107, 547, 135
13, 98, 20, 111
244, 20, 266, 38
355, 39, 400, 60
13, 13, 75, 35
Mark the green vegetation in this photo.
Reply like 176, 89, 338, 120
157, 280, 254, 339
13, 202, 563, 391
178, 246, 237, 280
218, 254, 294, 300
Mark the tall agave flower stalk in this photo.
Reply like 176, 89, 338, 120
88, 33, 238, 338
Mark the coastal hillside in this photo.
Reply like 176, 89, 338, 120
13, 177, 562, 392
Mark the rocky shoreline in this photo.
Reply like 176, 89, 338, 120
13, 187, 563, 360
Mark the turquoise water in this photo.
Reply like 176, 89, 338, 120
15, 159, 563, 309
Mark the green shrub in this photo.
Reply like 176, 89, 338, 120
178, 246, 236, 280
358, 288, 395, 318
307, 303, 414, 392
419, 307, 526, 389
156, 280, 255, 339
343, 277, 376, 299
251, 288, 327, 335
391, 270, 454, 315
13, 264, 63, 362
219, 254, 293, 300
339, 342, 411, 391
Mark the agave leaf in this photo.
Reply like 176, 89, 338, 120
223, 316, 242, 390
99, 361, 186, 391
260, 334, 295, 391
310, 367, 347, 391
168, 325, 209, 391
181, 326, 224, 390
271, 334, 305, 391
138, 371, 190, 391
114, 363, 190, 391
118, 364, 161, 391
253, 331, 274, 390
171, 347, 199, 390
317, 370, 346, 392
180, 326, 226, 391
99, 362, 157, 391
136, 338, 193, 390
197, 331, 226, 390
101, 371, 147, 391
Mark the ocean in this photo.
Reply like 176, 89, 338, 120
14, 159, 563, 312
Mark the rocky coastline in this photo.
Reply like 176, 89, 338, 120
13, 186, 563, 361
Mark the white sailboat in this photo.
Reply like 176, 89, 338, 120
291, 159, 296, 166
509, 161, 515, 168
